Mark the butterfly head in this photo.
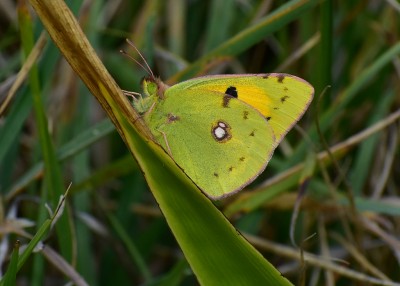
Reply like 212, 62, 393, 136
142, 76, 169, 100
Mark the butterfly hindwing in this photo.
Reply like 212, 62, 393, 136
144, 88, 276, 199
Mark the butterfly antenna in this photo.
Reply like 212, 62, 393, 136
125, 39, 155, 78
119, 49, 151, 77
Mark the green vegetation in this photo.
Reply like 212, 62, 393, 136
0, 1, 399, 285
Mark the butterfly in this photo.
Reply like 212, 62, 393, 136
126, 44, 314, 199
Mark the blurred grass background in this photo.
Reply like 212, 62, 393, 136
1, 0, 400, 285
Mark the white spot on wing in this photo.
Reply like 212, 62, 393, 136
214, 126, 226, 139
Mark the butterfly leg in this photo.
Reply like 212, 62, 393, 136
146, 101, 156, 115
158, 130, 174, 159
132, 101, 156, 124
123, 90, 141, 100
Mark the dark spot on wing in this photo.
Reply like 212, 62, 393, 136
225, 86, 238, 98
222, 94, 233, 107
266, 116, 271, 121
277, 75, 285, 83
243, 111, 249, 120
281, 95, 289, 103
262, 74, 271, 79
239, 157, 245, 162
284, 87, 288, 91
250, 130, 255, 137
214, 172, 219, 178
167, 113, 180, 123
229, 166, 234, 172
273, 107, 279, 110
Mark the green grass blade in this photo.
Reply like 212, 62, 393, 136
18, 1, 73, 263
1, 241, 20, 286
203, 0, 235, 52
350, 90, 396, 195
105, 206, 152, 282
104, 92, 293, 284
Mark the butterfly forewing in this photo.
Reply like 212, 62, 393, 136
172, 74, 314, 144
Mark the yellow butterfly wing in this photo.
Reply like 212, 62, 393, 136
137, 74, 313, 199
172, 74, 314, 144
